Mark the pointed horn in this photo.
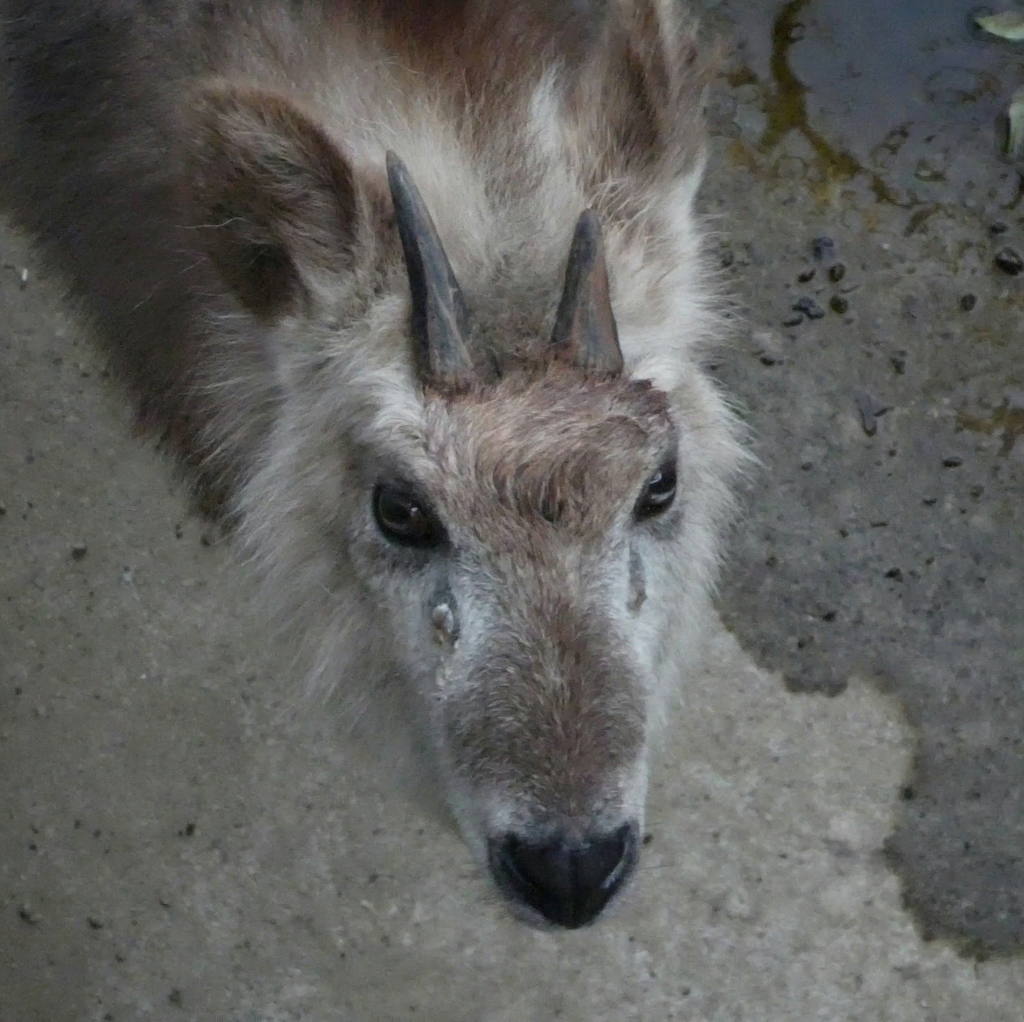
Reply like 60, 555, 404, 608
551, 209, 624, 375
386, 151, 475, 387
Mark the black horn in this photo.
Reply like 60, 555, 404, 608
386, 151, 475, 387
551, 209, 624, 375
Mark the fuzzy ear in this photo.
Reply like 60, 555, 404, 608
184, 82, 357, 318
574, 0, 717, 189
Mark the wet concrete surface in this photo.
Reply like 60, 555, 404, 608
3, 2, 1024, 1019
698, 0, 1024, 954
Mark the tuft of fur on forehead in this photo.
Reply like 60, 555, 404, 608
423, 367, 673, 540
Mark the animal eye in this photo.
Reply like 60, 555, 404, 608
635, 460, 677, 520
372, 482, 446, 549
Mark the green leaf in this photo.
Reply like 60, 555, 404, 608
976, 11, 1024, 41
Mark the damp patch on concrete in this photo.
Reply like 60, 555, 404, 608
698, 0, 1024, 956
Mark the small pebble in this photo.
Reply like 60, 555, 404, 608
829, 295, 849, 314
812, 236, 836, 262
828, 263, 846, 282
994, 247, 1024, 275
168, 989, 184, 1008
942, 456, 964, 468
793, 296, 826, 320
797, 267, 816, 282
890, 350, 908, 375
990, 221, 1009, 235
70, 543, 88, 561
750, 329, 784, 365
854, 391, 890, 437
960, 293, 977, 311
724, 885, 758, 921
19, 268, 28, 289
782, 313, 804, 328
18, 904, 40, 926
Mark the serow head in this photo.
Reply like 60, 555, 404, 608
185, 84, 709, 929
374, 154, 682, 928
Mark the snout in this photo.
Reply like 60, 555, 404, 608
488, 822, 639, 928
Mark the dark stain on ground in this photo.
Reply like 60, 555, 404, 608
702, 0, 1024, 958
957, 401, 1024, 454
904, 204, 940, 236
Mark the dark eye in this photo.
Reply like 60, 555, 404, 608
372, 482, 446, 549
634, 459, 677, 520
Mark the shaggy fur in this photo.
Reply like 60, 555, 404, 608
0, 0, 748, 924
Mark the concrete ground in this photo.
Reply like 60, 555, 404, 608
3, 1, 1024, 1019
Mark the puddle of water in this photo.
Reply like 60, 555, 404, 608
713, 0, 1024, 213
761, 0, 895, 203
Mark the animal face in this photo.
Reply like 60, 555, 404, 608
342, 368, 681, 927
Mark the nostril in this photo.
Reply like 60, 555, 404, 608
502, 834, 572, 907
576, 823, 632, 894
491, 822, 638, 929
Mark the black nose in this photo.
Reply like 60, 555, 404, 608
489, 823, 638, 928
